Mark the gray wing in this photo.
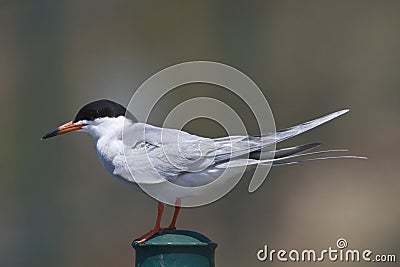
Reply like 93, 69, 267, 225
115, 110, 359, 184
211, 109, 349, 162
115, 123, 217, 184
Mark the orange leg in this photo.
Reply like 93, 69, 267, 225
163, 198, 181, 230
163, 206, 181, 230
135, 202, 164, 243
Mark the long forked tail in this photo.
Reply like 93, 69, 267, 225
213, 109, 366, 169
213, 109, 351, 163
255, 109, 367, 165
265, 109, 367, 164
245, 109, 365, 192
270, 143, 366, 166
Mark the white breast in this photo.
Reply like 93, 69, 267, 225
96, 136, 123, 174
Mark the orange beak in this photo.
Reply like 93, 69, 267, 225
42, 121, 87, 140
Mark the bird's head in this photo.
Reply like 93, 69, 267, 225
42, 99, 135, 140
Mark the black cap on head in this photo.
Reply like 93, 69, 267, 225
73, 99, 136, 122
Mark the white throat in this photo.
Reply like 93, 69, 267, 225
81, 116, 128, 142
81, 116, 133, 175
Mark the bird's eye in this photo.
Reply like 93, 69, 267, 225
90, 110, 100, 120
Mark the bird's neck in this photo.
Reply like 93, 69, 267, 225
84, 117, 131, 174
83, 116, 128, 142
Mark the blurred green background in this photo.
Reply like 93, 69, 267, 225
1, 1, 399, 266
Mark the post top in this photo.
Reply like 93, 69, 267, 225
132, 230, 217, 248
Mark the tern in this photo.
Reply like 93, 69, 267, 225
42, 99, 364, 242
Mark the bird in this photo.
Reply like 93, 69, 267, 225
42, 99, 364, 242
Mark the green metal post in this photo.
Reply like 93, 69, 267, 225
132, 230, 217, 267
